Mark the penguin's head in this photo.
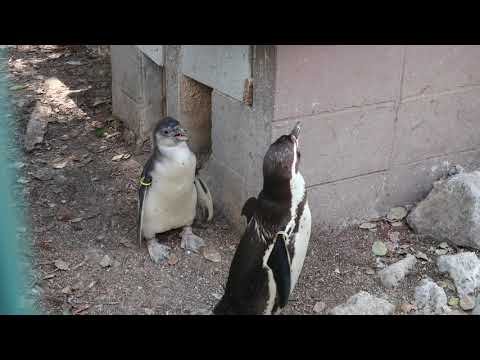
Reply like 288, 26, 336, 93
153, 117, 189, 148
263, 122, 302, 183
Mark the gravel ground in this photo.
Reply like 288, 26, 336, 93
7, 45, 478, 315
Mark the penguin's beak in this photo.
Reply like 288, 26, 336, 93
174, 127, 189, 141
290, 122, 301, 141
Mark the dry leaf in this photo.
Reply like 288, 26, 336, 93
203, 248, 221, 263
66, 60, 82, 66
119, 238, 132, 248
10, 84, 27, 91
73, 304, 91, 315
54, 259, 69, 271
448, 297, 460, 307
92, 120, 105, 129
212, 293, 222, 300
52, 159, 69, 169
105, 132, 121, 140
359, 222, 376, 229
168, 254, 179, 266
415, 251, 429, 261
372, 241, 388, 256
111, 154, 124, 161
93, 98, 108, 107
71, 259, 86, 270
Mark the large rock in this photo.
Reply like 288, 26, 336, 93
329, 291, 395, 315
379, 254, 417, 289
407, 171, 480, 249
414, 278, 448, 314
437, 252, 480, 297
473, 296, 480, 315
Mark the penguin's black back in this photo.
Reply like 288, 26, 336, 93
214, 219, 271, 315
214, 192, 292, 315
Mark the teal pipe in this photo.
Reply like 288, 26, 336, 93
0, 47, 33, 314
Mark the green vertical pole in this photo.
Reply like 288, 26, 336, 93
0, 47, 33, 314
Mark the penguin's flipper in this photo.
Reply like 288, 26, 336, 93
241, 197, 257, 223
137, 156, 154, 247
137, 186, 148, 247
194, 177, 213, 223
267, 232, 292, 308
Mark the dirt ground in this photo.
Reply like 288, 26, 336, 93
7, 45, 476, 315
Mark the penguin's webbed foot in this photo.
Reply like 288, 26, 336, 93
147, 238, 171, 263
180, 226, 205, 253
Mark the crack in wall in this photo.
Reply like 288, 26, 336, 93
307, 147, 480, 191
272, 100, 395, 124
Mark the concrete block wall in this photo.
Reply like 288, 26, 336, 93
163, 46, 275, 227
111, 45, 274, 229
110, 45, 480, 231
111, 45, 164, 143
273, 45, 480, 227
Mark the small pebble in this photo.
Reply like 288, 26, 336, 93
99, 255, 112, 268
459, 296, 475, 311
399, 303, 416, 313
313, 301, 326, 314
144, 308, 155, 315
415, 251, 429, 261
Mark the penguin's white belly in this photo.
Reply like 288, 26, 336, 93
264, 267, 277, 315
289, 202, 312, 292
142, 156, 197, 238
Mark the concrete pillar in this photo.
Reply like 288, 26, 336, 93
111, 45, 164, 144
179, 75, 212, 168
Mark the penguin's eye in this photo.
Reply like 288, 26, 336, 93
163, 130, 169, 135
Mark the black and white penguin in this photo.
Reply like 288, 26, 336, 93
137, 117, 213, 262
213, 122, 311, 315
